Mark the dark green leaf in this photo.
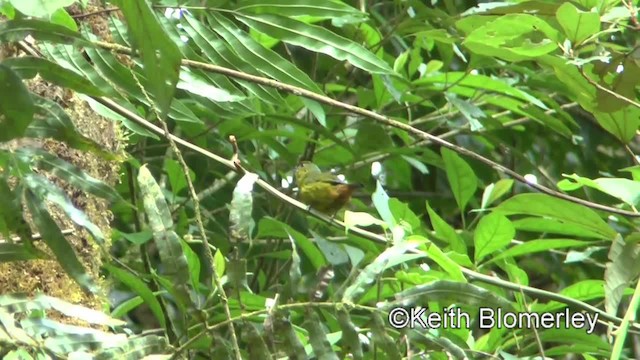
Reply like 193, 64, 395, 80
25, 189, 97, 294
0, 63, 34, 141
257, 217, 327, 270
426, 201, 466, 254
23, 173, 105, 244
0, 19, 88, 45
24, 95, 113, 159
3, 56, 104, 96
0, 243, 45, 261
14, 147, 120, 201
441, 147, 477, 212
104, 264, 166, 329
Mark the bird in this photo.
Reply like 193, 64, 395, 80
294, 161, 363, 214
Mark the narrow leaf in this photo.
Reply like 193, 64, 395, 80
304, 309, 339, 360
235, 13, 393, 74
104, 264, 166, 329
3, 56, 104, 96
0, 63, 34, 141
113, 0, 181, 117
0, 19, 89, 45
25, 190, 96, 293
14, 147, 120, 201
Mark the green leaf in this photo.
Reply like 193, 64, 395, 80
536, 280, 607, 312
23, 173, 105, 244
236, 0, 366, 22
104, 264, 166, 329
235, 13, 393, 74
9, 0, 75, 17
460, 14, 560, 61
211, 250, 224, 279
605, 235, 640, 318
304, 310, 339, 360
49, 7, 77, 31
480, 179, 514, 209
0, 243, 45, 262
342, 238, 426, 303
113, 0, 181, 117
423, 240, 466, 282
371, 180, 396, 229
0, 63, 34, 141
114, 229, 153, 245
181, 239, 201, 290
415, 72, 547, 109
556, 2, 600, 44
382, 280, 514, 310
137, 165, 194, 308
490, 239, 591, 263
0, 177, 32, 243
441, 147, 477, 212
445, 92, 485, 131
177, 69, 245, 103
3, 56, 104, 97
559, 174, 640, 207
512, 217, 606, 240
179, 14, 284, 105
207, 13, 323, 94
257, 217, 326, 270
25, 189, 97, 294
594, 107, 640, 143
24, 95, 113, 158
495, 194, 617, 240
474, 213, 514, 263
0, 19, 88, 45
14, 147, 120, 202
426, 201, 466, 254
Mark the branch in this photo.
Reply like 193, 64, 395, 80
93, 40, 640, 218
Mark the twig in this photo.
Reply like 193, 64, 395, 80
577, 67, 640, 109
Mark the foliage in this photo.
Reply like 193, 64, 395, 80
0, 0, 640, 359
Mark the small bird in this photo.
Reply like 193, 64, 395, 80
295, 161, 363, 214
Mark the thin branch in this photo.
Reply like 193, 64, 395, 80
93, 40, 640, 218
131, 70, 241, 358
577, 67, 640, 109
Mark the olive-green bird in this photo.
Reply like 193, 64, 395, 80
295, 161, 362, 214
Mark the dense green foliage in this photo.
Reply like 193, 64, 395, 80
0, 0, 639, 359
